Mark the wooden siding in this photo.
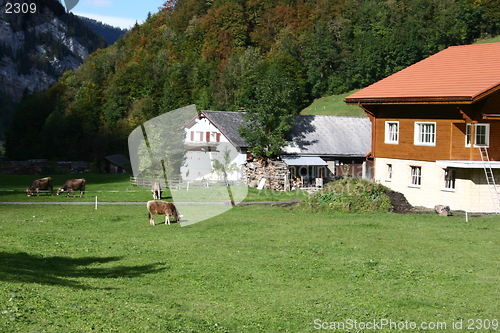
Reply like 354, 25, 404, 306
364, 92, 500, 162
374, 118, 500, 161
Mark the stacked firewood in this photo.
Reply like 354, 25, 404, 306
242, 158, 289, 191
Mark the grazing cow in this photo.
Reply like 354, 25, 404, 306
434, 205, 452, 216
27, 177, 53, 196
151, 181, 162, 200
147, 200, 181, 226
57, 178, 86, 197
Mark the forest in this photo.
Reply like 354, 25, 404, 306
5, 0, 500, 161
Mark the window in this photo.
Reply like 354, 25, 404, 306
196, 131, 203, 141
466, 124, 471, 147
444, 169, 456, 190
385, 121, 399, 144
410, 166, 421, 187
386, 164, 392, 181
474, 124, 490, 147
465, 123, 490, 147
414, 122, 436, 146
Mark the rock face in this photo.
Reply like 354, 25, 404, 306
0, 9, 106, 102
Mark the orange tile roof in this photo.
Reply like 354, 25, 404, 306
345, 43, 500, 104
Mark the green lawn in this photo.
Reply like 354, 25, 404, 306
1, 186, 500, 331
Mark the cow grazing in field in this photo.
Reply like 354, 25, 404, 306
147, 200, 181, 226
151, 182, 162, 200
57, 178, 86, 197
434, 205, 452, 216
27, 177, 53, 196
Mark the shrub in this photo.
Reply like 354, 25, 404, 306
298, 177, 392, 213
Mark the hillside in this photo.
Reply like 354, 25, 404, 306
0, 3, 107, 142
78, 16, 128, 45
5, 0, 500, 161
301, 90, 364, 116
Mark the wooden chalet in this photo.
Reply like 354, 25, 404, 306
345, 42, 500, 212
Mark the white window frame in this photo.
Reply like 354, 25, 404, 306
414, 122, 436, 146
410, 166, 421, 187
443, 168, 456, 191
474, 124, 490, 147
465, 123, 472, 147
386, 163, 392, 181
384, 121, 399, 144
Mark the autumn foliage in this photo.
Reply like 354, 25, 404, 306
6, 0, 500, 160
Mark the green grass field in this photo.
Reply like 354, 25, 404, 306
300, 90, 365, 117
0, 174, 308, 203
2, 176, 500, 332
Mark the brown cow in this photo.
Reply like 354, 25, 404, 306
147, 200, 181, 226
151, 181, 162, 200
27, 177, 53, 196
57, 178, 86, 197
434, 205, 452, 216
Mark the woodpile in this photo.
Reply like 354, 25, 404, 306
242, 158, 290, 191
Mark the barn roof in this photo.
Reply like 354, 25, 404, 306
104, 154, 129, 169
285, 115, 371, 157
197, 111, 371, 157
201, 110, 250, 148
345, 42, 500, 104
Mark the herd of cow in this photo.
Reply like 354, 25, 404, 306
26, 177, 181, 226
27, 177, 86, 197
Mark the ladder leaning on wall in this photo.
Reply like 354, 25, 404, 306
479, 147, 500, 214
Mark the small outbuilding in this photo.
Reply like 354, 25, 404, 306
103, 154, 130, 174
282, 115, 373, 187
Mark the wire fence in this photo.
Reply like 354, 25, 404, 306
130, 177, 242, 190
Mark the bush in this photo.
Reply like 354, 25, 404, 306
298, 177, 392, 213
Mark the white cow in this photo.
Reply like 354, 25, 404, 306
151, 182, 162, 200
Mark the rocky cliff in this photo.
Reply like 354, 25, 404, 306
0, 10, 106, 102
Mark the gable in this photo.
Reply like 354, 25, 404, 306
202, 111, 250, 148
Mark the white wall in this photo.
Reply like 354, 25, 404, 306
182, 117, 246, 182
375, 158, 500, 212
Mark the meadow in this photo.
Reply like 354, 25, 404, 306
300, 90, 364, 117
0, 174, 309, 203
1, 175, 500, 332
